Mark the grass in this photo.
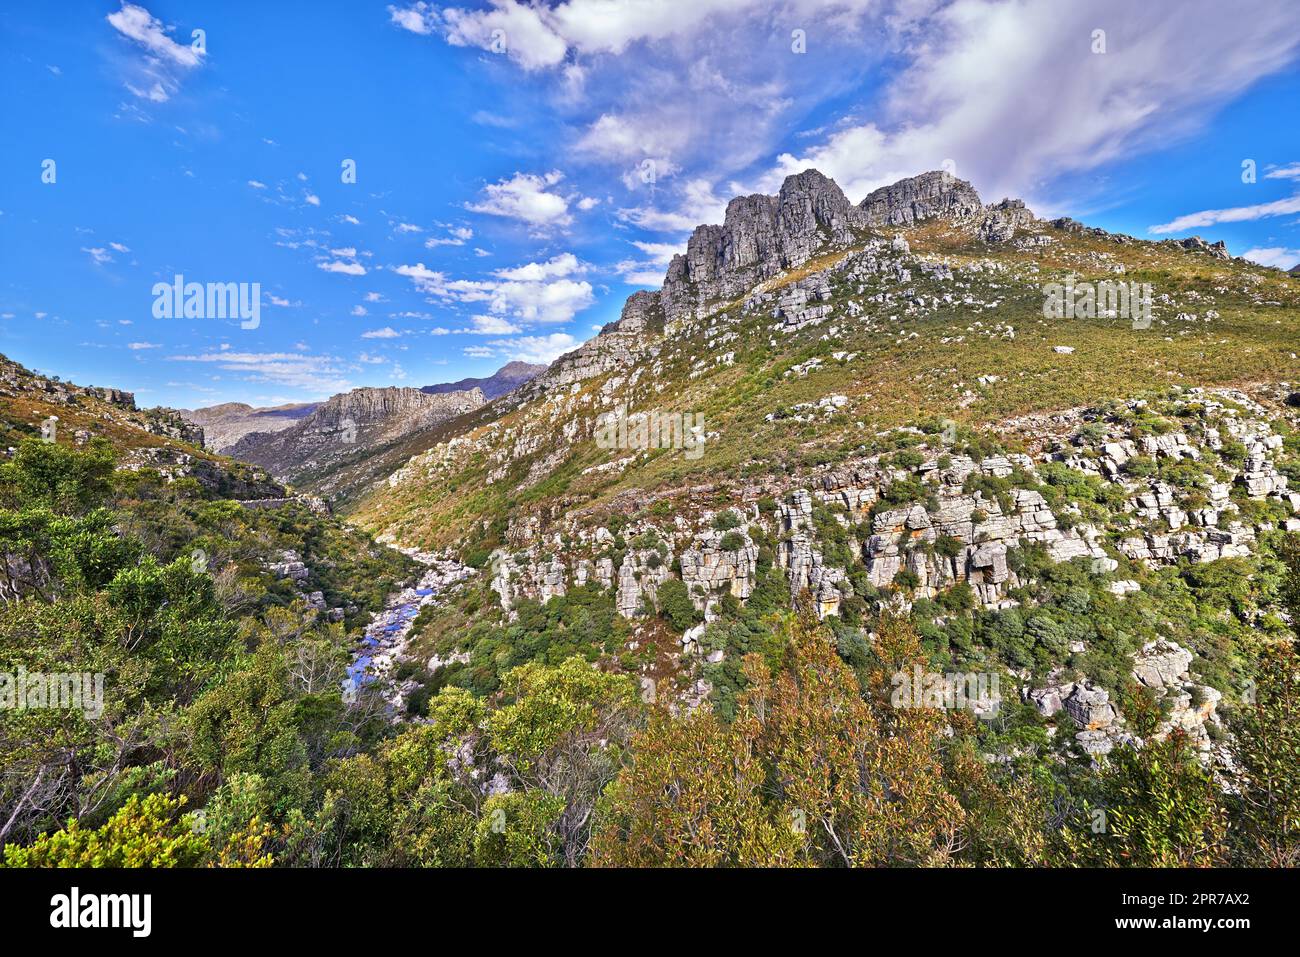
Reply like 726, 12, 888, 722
347, 221, 1300, 550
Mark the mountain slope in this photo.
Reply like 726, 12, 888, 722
419, 360, 545, 400
331, 167, 1300, 766
182, 401, 318, 453
228, 384, 486, 490
350, 170, 1299, 551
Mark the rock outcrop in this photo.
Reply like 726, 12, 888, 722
661, 170, 865, 329
230, 385, 485, 485
858, 170, 985, 226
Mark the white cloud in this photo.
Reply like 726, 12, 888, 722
1242, 246, 1300, 270
304, 193, 321, 207
107, 3, 203, 67
351, 305, 368, 316
493, 252, 584, 281
318, 259, 367, 276
764, 0, 1300, 205
168, 350, 351, 393
467, 170, 572, 229
425, 225, 475, 247
81, 246, 113, 265
362, 326, 402, 338
468, 315, 522, 334
127, 341, 159, 350
1264, 163, 1300, 180
1149, 194, 1300, 234
106, 2, 205, 103
394, 253, 595, 326
440, 1, 568, 70
387, 2, 438, 35
248, 180, 267, 189
618, 177, 728, 233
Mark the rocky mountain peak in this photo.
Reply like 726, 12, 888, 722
858, 169, 985, 226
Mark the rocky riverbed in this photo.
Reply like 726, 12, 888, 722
346, 549, 474, 714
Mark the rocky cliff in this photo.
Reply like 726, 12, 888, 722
183, 401, 317, 453
230, 385, 485, 486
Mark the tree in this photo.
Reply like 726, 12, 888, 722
1232, 639, 1300, 866
590, 709, 801, 867
656, 577, 700, 631
1062, 688, 1227, 867
3, 793, 208, 868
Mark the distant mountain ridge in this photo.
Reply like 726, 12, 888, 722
186, 361, 542, 454
183, 401, 318, 452
226, 384, 485, 488
420, 360, 545, 399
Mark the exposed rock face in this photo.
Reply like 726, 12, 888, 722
1175, 236, 1230, 259
661, 170, 864, 329
230, 386, 484, 485
183, 401, 317, 452
979, 198, 1036, 244
518, 291, 665, 400
680, 530, 759, 612
858, 170, 985, 226
1131, 639, 1222, 751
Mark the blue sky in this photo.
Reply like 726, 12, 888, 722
2, 0, 1299, 410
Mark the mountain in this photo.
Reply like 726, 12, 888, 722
226, 384, 486, 490
6, 170, 1300, 871
182, 401, 318, 453
419, 360, 545, 400
321, 168, 1300, 758
0, 352, 295, 498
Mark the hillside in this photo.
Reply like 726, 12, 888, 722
181, 401, 318, 453
323, 169, 1300, 765
226, 384, 486, 490
419, 360, 546, 400
351, 170, 1300, 551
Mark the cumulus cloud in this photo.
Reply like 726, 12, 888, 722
317, 247, 368, 275
468, 315, 522, 334
394, 253, 595, 327
467, 170, 574, 229
318, 259, 367, 276
362, 326, 402, 338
